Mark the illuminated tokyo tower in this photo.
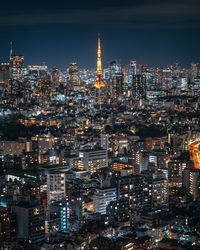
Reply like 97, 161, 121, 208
94, 34, 105, 89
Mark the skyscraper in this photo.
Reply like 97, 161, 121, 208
68, 62, 79, 90
9, 54, 24, 82
193, 77, 200, 96
108, 60, 122, 79
69, 63, 78, 83
191, 62, 199, 82
106, 60, 123, 100
0, 64, 9, 85
132, 74, 147, 101
129, 60, 137, 82
111, 72, 124, 100
52, 67, 60, 87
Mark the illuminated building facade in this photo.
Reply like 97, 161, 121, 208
111, 72, 124, 100
112, 162, 135, 172
129, 60, 137, 82
136, 150, 149, 173
123, 64, 129, 83
0, 63, 9, 85
151, 178, 168, 207
117, 174, 152, 208
94, 187, 117, 214
26, 65, 48, 86
190, 62, 199, 82
52, 67, 60, 87
193, 77, 200, 96
107, 198, 130, 223
79, 149, 108, 173
132, 74, 147, 101
64, 155, 84, 170
71, 193, 85, 219
48, 201, 70, 232
101, 134, 109, 150
47, 171, 66, 205
0, 208, 16, 243
68, 62, 79, 88
189, 169, 200, 201
168, 160, 187, 187
9, 54, 24, 82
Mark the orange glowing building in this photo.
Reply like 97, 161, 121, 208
94, 34, 105, 89
189, 140, 200, 169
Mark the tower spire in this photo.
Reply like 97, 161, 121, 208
94, 34, 105, 89
10, 41, 13, 59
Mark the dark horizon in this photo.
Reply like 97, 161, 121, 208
0, 0, 200, 69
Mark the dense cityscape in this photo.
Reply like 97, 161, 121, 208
0, 32, 200, 250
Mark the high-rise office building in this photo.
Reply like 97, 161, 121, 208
9, 54, 24, 82
123, 64, 129, 83
180, 77, 187, 91
191, 62, 199, 82
128, 60, 137, 82
107, 60, 122, 98
0, 63, 9, 85
69, 63, 79, 84
132, 74, 147, 101
108, 60, 122, 79
52, 67, 60, 87
27, 65, 48, 87
111, 73, 124, 100
193, 77, 200, 96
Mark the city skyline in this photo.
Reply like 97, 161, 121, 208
1, 33, 200, 70
1, 1, 200, 249
0, 0, 200, 68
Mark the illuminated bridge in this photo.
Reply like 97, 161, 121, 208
188, 138, 200, 169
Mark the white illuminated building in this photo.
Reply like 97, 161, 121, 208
47, 171, 66, 205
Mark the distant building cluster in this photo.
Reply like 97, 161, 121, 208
0, 37, 200, 249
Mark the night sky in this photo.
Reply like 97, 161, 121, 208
0, 0, 200, 69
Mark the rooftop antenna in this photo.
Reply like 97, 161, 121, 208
10, 41, 13, 59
